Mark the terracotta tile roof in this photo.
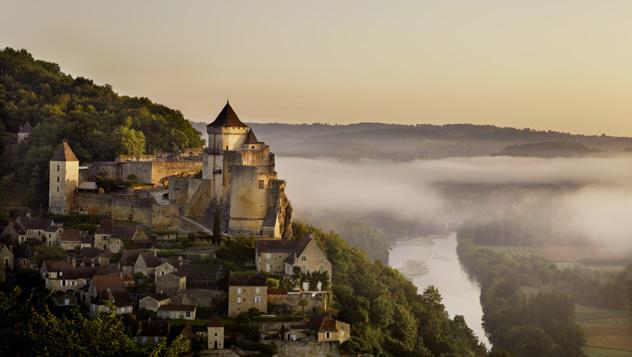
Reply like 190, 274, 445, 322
60, 229, 82, 242
93, 273, 127, 292
308, 313, 339, 332
228, 273, 267, 287
42, 260, 73, 271
207, 102, 249, 129
51, 141, 79, 161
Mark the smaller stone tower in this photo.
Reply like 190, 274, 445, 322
207, 317, 224, 350
49, 141, 79, 215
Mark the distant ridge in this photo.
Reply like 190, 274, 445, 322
190, 121, 632, 160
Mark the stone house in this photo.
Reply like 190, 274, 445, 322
177, 263, 225, 289
9, 216, 62, 244
17, 121, 32, 143
0, 244, 14, 271
308, 314, 350, 344
156, 273, 186, 296
94, 218, 147, 253
120, 250, 161, 275
86, 272, 133, 317
44, 265, 96, 292
157, 304, 196, 320
228, 274, 267, 317
154, 262, 178, 281
59, 229, 83, 251
256, 235, 332, 279
139, 293, 172, 312
207, 317, 224, 350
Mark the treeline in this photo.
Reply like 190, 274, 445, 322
293, 222, 486, 356
457, 239, 585, 356
0, 284, 189, 356
0, 47, 203, 210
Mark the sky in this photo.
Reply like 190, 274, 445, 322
2, 0, 632, 135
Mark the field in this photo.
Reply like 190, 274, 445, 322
582, 346, 632, 357
577, 305, 632, 352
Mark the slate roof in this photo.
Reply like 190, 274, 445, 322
16, 216, 56, 231
95, 289, 132, 307
142, 293, 171, 302
228, 273, 267, 287
57, 266, 97, 280
42, 260, 74, 272
256, 235, 312, 255
243, 129, 260, 144
308, 313, 339, 332
51, 141, 79, 161
79, 247, 105, 258
158, 304, 196, 312
18, 121, 32, 133
207, 102, 248, 128
95, 218, 114, 235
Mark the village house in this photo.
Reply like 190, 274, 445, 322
0, 244, 14, 271
43, 265, 96, 292
120, 249, 161, 275
85, 273, 133, 317
156, 273, 187, 296
207, 317, 224, 350
17, 121, 32, 142
177, 263, 225, 290
59, 229, 86, 250
4, 216, 62, 244
139, 293, 172, 312
157, 304, 196, 320
228, 274, 267, 317
51, 291, 79, 308
75, 247, 112, 267
94, 218, 148, 253
154, 261, 178, 280
255, 235, 332, 279
308, 314, 350, 344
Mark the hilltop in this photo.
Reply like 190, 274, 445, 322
191, 121, 632, 160
0, 48, 204, 211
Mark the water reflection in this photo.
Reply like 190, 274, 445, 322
389, 233, 491, 347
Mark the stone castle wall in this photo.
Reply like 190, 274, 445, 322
87, 160, 201, 186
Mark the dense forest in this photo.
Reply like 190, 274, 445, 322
293, 222, 487, 356
0, 47, 203, 211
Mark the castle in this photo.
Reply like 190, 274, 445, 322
49, 102, 292, 239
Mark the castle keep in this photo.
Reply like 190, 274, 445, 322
49, 102, 292, 239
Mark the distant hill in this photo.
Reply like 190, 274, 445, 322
191, 121, 632, 160
496, 141, 596, 157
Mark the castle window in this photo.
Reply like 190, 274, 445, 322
258, 180, 264, 189
57, 176, 60, 182
56, 186, 59, 192
57, 164, 60, 171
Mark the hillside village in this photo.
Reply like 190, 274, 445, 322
0, 104, 348, 357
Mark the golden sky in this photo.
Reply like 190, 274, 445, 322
2, 0, 632, 135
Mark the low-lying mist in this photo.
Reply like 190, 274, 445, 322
276, 155, 632, 258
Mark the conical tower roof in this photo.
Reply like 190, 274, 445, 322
243, 129, 260, 145
207, 101, 249, 129
51, 141, 79, 161
19, 121, 32, 133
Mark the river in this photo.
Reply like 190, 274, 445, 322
388, 233, 490, 347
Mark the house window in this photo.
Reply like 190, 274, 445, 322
258, 180, 264, 189
326, 332, 331, 339
237, 297, 242, 304
237, 288, 242, 295
64, 298, 70, 305
254, 296, 261, 303
255, 287, 260, 294
185, 311, 191, 318
265, 253, 271, 259
301, 255, 307, 261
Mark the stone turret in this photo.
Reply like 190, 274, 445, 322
49, 141, 79, 214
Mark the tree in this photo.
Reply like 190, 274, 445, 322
116, 126, 146, 159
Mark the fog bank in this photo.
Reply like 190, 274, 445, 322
276, 156, 632, 256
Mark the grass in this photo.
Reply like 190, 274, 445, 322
576, 304, 632, 352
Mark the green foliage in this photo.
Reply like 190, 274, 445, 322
0, 288, 190, 356
293, 221, 486, 356
34, 244, 66, 265
0, 47, 203, 210
457, 239, 586, 356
